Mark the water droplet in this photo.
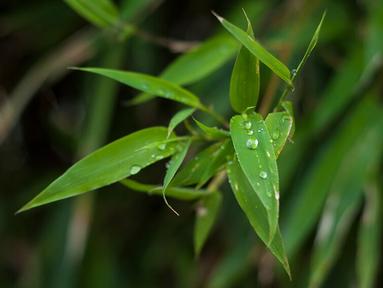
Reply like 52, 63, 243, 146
130, 165, 141, 175
257, 127, 264, 133
272, 130, 280, 140
141, 83, 149, 90
267, 191, 272, 197
246, 138, 258, 149
242, 113, 248, 120
256, 182, 260, 186
165, 162, 170, 169
157, 88, 165, 95
197, 206, 208, 217
151, 154, 156, 158
275, 191, 280, 200
243, 121, 252, 130
234, 183, 239, 191
164, 90, 173, 97
259, 171, 268, 179
266, 151, 271, 157
291, 68, 297, 77
158, 143, 166, 151
247, 130, 254, 136
156, 155, 164, 160
282, 115, 291, 122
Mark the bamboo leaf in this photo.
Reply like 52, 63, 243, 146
357, 178, 382, 288
295, 12, 326, 77
229, 15, 260, 112
18, 127, 184, 212
194, 192, 222, 255
129, 35, 238, 105
230, 113, 280, 242
265, 112, 293, 158
65, 0, 119, 28
193, 118, 230, 140
309, 121, 383, 288
120, 179, 207, 201
213, 12, 292, 86
282, 96, 382, 256
167, 108, 195, 138
73, 67, 205, 110
172, 140, 233, 187
227, 157, 290, 277
162, 139, 191, 214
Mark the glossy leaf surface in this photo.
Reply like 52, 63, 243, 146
230, 113, 279, 241
19, 127, 183, 212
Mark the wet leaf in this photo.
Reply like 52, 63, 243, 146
265, 111, 293, 158
230, 113, 279, 241
73, 67, 205, 109
227, 157, 290, 277
18, 127, 184, 212
193, 118, 230, 140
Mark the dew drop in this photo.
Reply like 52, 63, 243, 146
266, 151, 271, 157
157, 143, 166, 151
275, 191, 280, 200
156, 155, 164, 160
141, 83, 149, 90
247, 130, 254, 136
244, 121, 252, 130
272, 130, 280, 140
267, 191, 272, 197
259, 171, 268, 179
256, 182, 260, 186
130, 165, 141, 175
246, 138, 258, 149
291, 68, 297, 77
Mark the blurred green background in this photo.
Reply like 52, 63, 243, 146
0, 0, 382, 287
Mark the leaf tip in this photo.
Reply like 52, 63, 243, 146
211, 11, 224, 23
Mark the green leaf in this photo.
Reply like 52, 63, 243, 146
172, 140, 233, 187
120, 179, 207, 201
162, 139, 192, 214
193, 118, 230, 140
229, 15, 260, 113
18, 127, 184, 212
227, 157, 290, 277
357, 178, 382, 288
73, 67, 205, 110
167, 108, 195, 138
265, 112, 293, 158
295, 11, 326, 77
213, 12, 292, 86
309, 122, 383, 288
230, 113, 280, 242
282, 96, 382, 256
129, 35, 238, 105
64, 0, 119, 28
194, 192, 222, 255
281, 100, 295, 138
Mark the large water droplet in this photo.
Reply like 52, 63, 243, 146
272, 130, 280, 140
246, 138, 258, 149
259, 171, 268, 179
130, 165, 141, 175
157, 143, 166, 151
244, 121, 252, 130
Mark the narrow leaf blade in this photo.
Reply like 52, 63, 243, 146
265, 112, 293, 158
230, 113, 280, 241
227, 157, 290, 277
19, 127, 183, 212
74, 67, 204, 109
213, 12, 292, 86
194, 192, 222, 255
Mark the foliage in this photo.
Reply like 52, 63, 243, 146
1, 0, 382, 287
